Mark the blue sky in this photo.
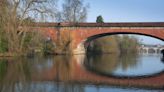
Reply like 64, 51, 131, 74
136, 35, 164, 45
86, 0, 164, 22
84, 0, 164, 45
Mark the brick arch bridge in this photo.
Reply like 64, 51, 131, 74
34, 22, 164, 54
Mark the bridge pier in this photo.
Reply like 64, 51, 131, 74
73, 49, 86, 54
141, 48, 149, 54
73, 42, 86, 55
154, 48, 158, 53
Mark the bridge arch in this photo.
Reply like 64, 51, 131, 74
86, 32, 164, 43
73, 30, 164, 54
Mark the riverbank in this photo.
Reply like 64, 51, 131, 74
0, 53, 15, 57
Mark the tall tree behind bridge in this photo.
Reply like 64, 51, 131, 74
96, 15, 104, 23
56, 0, 89, 22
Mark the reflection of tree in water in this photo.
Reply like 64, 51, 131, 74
85, 54, 119, 73
0, 59, 8, 91
85, 54, 139, 75
0, 58, 32, 92
0, 56, 85, 92
0, 59, 7, 81
53, 56, 73, 81
55, 83, 85, 92
118, 54, 139, 71
0, 57, 35, 92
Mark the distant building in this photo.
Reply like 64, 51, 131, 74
138, 44, 164, 54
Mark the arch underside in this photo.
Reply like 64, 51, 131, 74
86, 32, 164, 43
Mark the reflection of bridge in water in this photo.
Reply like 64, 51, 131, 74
138, 44, 164, 54
31, 55, 164, 89
1, 55, 164, 90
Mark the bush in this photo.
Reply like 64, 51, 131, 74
0, 38, 8, 53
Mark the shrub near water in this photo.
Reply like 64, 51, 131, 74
88, 36, 120, 54
117, 35, 139, 54
0, 38, 8, 53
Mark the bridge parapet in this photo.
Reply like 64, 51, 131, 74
33, 22, 164, 27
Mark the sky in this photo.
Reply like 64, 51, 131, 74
86, 0, 164, 22
84, 0, 164, 45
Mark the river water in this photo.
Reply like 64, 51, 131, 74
0, 54, 164, 92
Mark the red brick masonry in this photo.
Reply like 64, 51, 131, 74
33, 22, 164, 52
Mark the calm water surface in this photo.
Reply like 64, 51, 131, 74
0, 54, 163, 92
85, 54, 164, 77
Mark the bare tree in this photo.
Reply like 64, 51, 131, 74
0, 0, 57, 55
51, 0, 89, 54
9, 0, 57, 22
56, 0, 89, 22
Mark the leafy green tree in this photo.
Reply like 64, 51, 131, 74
116, 35, 139, 54
88, 35, 139, 55
96, 15, 104, 23
88, 36, 119, 54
